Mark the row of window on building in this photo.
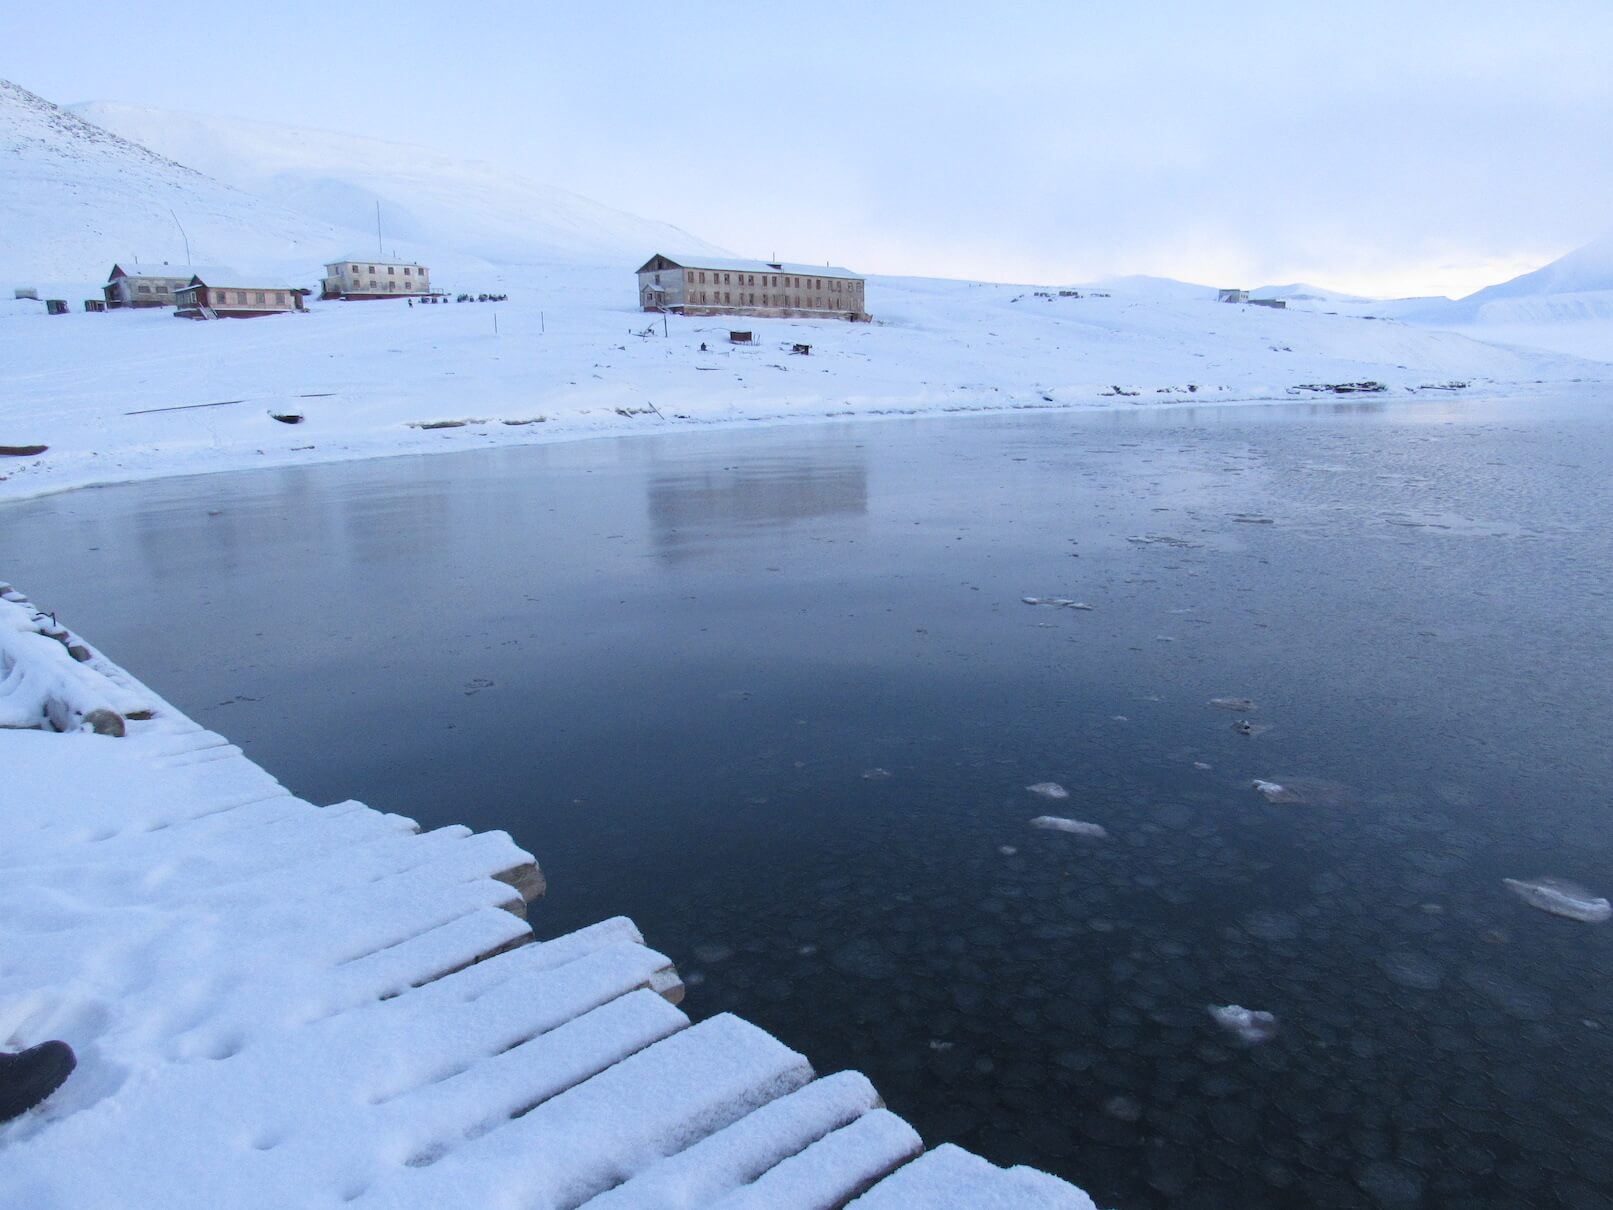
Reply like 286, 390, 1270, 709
692, 292, 856, 309
689, 270, 857, 294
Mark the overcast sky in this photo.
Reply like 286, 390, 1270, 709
8, 1, 1612, 297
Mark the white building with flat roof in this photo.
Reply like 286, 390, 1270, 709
637, 254, 868, 320
321, 258, 433, 300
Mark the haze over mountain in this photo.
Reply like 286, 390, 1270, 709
0, 79, 722, 291
0, 78, 357, 285
69, 100, 725, 272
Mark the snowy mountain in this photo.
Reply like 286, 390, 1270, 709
0, 78, 364, 289
70, 101, 726, 271
1455, 229, 1613, 312
1390, 229, 1613, 360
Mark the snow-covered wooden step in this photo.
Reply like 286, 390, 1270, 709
849, 1143, 1099, 1209
579, 1070, 886, 1209
706, 1108, 923, 1210
355, 1013, 816, 1208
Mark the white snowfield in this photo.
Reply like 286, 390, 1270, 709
0, 585, 1096, 1209
3, 263, 1601, 505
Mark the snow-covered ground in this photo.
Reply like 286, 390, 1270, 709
3, 266, 1601, 504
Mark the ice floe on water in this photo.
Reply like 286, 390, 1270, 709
1250, 776, 1349, 805
1025, 781, 1069, 799
1020, 596, 1094, 610
862, 767, 892, 780
1208, 696, 1256, 711
1251, 779, 1300, 803
1232, 720, 1271, 737
1207, 1004, 1279, 1044
1029, 815, 1109, 838
1503, 876, 1612, 923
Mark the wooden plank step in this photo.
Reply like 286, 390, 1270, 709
385, 988, 690, 1162
708, 1108, 922, 1210
354, 1013, 815, 1208
579, 1071, 885, 1209
848, 1143, 1099, 1210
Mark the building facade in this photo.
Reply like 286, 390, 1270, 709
637, 254, 869, 320
174, 276, 306, 319
104, 264, 237, 309
321, 259, 433, 300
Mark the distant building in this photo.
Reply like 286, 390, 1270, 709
174, 275, 306, 319
321, 258, 433, 300
104, 264, 237, 309
1216, 288, 1250, 304
1248, 297, 1287, 309
637, 254, 869, 320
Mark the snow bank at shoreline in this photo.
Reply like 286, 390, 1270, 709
2, 261, 1604, 504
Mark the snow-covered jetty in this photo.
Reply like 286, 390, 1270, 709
0, 582, 1093, 1209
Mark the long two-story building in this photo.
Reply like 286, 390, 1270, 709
321, 258, 433, 300
637, 254, 869, 320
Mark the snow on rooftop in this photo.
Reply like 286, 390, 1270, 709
327, 256, 426, 268
650, 252, 864, 280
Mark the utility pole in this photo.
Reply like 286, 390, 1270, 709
169, 210, 191, 266
376, 202, 383, 256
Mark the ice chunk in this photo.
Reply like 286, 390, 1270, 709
1503, 877, 1611, 923
1209, 697, 1256, 712
1025, 782, 1069, 800
1029, 816, 1108, 838
1252, 779, 1300, 803
1021, 597, 1094, 610
861, 768, 892, 780
1207, 1004, 1278, 1044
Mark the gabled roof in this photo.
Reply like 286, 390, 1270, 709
110, 263, 237, 282
177, 275, 297, 290
637, 253, 863, 281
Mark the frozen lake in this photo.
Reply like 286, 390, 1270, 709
8, 394, 1613, 1208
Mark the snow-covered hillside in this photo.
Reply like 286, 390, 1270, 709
0, 79, 373, 291
71, 100, 726, 271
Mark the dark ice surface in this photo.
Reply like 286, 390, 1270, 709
7, 393, 1613, 1208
